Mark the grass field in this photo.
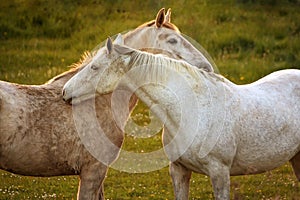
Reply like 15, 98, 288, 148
0, 0, 300, 199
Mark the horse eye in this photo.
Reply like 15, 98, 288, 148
91, 65, 99, 70
167, 38, 178, 44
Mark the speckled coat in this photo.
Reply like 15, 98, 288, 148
0, 66, 132, 199
0, 8, 215, 200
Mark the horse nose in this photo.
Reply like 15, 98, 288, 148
62, 89, 72, 104
63, 96, 72, 104
64, 97, 72, 104
62, 89, 65, 97
62, 89, 68, 101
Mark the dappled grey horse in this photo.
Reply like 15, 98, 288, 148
63, 38, 300, 199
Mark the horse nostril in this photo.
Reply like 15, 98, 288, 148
62, 95, 72, 104
62, 89, 65, 97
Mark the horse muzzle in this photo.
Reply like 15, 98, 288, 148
62, 89, 73, 104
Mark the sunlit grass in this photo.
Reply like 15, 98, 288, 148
0, 172, 78, 199
0, 0, 299, 199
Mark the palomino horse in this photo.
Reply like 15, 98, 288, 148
0, 8, 213, 199
62, 38, 300, 200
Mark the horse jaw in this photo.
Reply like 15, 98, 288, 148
70, 93, 96, 105
63, 77, 97, 105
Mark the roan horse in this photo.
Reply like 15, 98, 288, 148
62, 38, 300, 200
0, 8, 213, 199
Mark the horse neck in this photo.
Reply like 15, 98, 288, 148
123, 28, 148, 48
124, 57, 232, 136
123, 63, 199, 135
133, 86, 180, 134
123, 28, 161, 52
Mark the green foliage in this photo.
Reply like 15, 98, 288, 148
236, 0, 300, 5
0, 0, 300, 199
0, 0, 82, 39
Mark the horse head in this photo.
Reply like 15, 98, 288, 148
125, 8, 213, 72
62, 8, 215, 104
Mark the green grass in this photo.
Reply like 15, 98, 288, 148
0, 0, 300, 199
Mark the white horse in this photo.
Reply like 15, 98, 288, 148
62, 38, 300, 200
0, 8, 213, 199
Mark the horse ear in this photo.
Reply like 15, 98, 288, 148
114, 44, 134, 55
165, 8, 171, 23
114, 33, 124, 45
106, 37, 113, 54
155, 8, 165, 28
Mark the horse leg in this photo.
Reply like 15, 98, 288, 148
169, 162, 192, 200
290, 151, 300, 181
77, 163, 108, 200
208, 162, 230, 200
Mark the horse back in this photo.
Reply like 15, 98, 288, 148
270, 69, 299, 96
239, 69, 300, 103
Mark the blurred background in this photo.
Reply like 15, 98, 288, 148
0, 0, 299, 199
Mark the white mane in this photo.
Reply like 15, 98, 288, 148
126, 50, 224, 84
